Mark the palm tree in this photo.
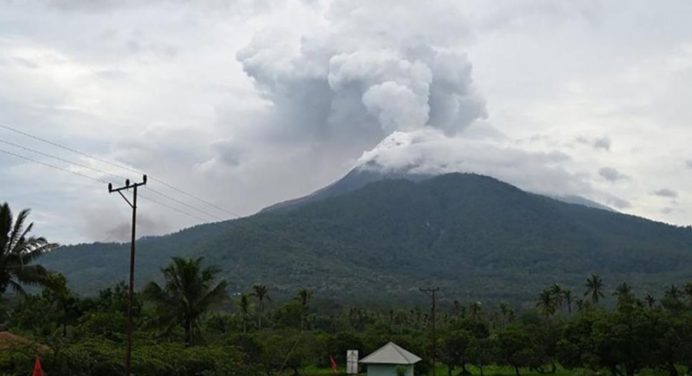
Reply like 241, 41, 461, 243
563, 289, 573, 314
684, 282, 692, 306
469, 302, 482, 322
144, 257, 228, 346
575, 298, 585, 312
644, 294, 656, 309
251, 284, 270, 329
296, 288, 312, 331
536, 289, 556, 318
499, 303, 514, 324
613, 282, 635, 308
664, 284, 682, 301
0, 203, 57, 295
237, 293, 251, 334
584, 274, 605, 304
550, 284, 564, 309
453, 300, 464, 317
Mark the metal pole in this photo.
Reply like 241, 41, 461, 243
108, 175, 146, 376
125, 184, 137, 376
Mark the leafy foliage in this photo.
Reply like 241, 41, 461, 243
0, 202, 57, 294
144, 257, 228, 346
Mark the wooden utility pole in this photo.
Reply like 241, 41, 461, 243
420, 287, 440, 376
108, 175, 147, 376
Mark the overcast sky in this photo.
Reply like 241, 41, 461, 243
1, 0, 692, 244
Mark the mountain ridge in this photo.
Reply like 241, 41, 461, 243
262, 167, 614, 213
41, 172, 692, 304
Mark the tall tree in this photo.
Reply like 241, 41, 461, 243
550, 284, 564, 310
613, 282, 635, 309
665, 284, 682, 301
0, 203, 57, 295
469, 302, 483, 322
574, 298, 585, 312
563, 289, 573, 314
662, 284, 684, 310
644, 294, 656, 309
43, 273, 79, 337
684, 282, 692, 306
499, 303, 514, 325
144, 257, 228, 346
296, 288, 312, 331
584, 274, 605, 304
536, 289, 556, 318
237, 293, 251, 334
252, 284, 271, 329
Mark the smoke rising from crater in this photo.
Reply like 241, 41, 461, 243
237, 0, 487, 153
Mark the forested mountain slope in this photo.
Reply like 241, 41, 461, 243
42, 173, 692, 304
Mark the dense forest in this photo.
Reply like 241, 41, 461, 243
1, 262, 692, 376
2, 201, 692, 376
42, 173, 692, 303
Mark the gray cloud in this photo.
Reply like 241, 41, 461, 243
605, 196, 631, 209
593, 137, 611, 151
80, 205, 171, 242
576, 135, 610, 151
356, 129, 592, 199
598, 167, 627, 182
686, 160, 692, 169
652, 188, 678, 198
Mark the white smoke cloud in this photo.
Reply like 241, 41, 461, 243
355, 129, 632, 210
233, 0, 636, 213
356, 129, 581, 195
236, 0, 487, 152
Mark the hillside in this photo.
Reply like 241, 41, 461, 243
41, 173, 692, 304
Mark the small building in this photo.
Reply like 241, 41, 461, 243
359, 342, 421, 376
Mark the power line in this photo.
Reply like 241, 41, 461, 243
0, 138, 126, 181
0, 137, 225, 221
0, 123, 313, 253
0, 122, 143, 176
139, 193, 209, 222
0, 122, 236, 217
0, 146, 211, 223
145, 187, 224, 221
0, 146, 105, 184
149, 177, 238, 217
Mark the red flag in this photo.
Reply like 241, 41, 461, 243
32, 357, 44, 376
330, 355, 338, 374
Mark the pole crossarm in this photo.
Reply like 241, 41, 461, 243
108, 176, 148, 193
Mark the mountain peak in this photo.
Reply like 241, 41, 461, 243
44, 169, 692, 302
